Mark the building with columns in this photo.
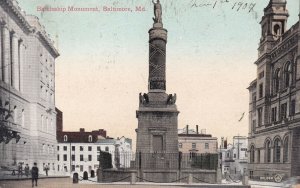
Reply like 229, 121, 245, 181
0, 0, 59, 175
248, 0, 300, 182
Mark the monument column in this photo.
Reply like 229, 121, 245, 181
136, 0, 179, 170
148, 24, 167, 92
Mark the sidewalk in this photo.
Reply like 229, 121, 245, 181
0, 173, 69, 181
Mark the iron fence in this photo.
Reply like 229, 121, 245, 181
105, 152, 218, 170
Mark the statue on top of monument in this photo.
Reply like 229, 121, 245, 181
152, 0, 162, 24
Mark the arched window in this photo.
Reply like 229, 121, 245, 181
283, 137, 289, 163
250, 145, 255, 163
265, 140, 271, 163
284, 62, 292, 87
63, 135, 68, 142
105, 146, 109, 152
88, 135, 93, 142
274, 24, 281, 36
274, 138, 281, 163
273, 69, 280, 93
21, 109, 25, 127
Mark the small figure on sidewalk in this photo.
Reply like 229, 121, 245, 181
11, 169, 16, 176
31, 162, 39, 187
24, 164, 30, 177
18, 163, 23, 178
44, 164, 49, 176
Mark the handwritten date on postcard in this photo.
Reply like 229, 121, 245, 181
190, 0, 256, 13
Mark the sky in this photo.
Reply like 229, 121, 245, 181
18, 0, 300, 149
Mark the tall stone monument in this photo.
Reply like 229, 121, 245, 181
136, 0, 179, 161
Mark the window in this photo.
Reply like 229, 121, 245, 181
21, 109, 24, 127
258, 108, 263, 126
257, 149, 260, 163
88, 155, 92, 161
80, 165, 83, 172
259, 83, 263, 98
71, 165, 75, 172
265, 140, 271, 163
189, 152, 196, 159
80, 155, 83, 161
271, 107, 277, 122
63, 135, 68, 142
192, 143, 196, 149
259, 71, 264, 79
283, 137, 289, 163
284, 62, 292, 87
234, 154, 236, 158
178, 143, 182, 148
280, 103, 287, 120
205, 143, 209, 149
97, 146, 101, 151
252, 120, 256, 132
88, 135, 93, 142
252, 95, 256, 109
57, 154, 60, 161
273, 69, 280, 93
80, 146, 83, 151
88, 146, 92, 151
63, 146, 67, 151
57, 146, 59, 151
63, 154, 67, 161
97, 155, 100, 161
105, 147, 109, 152
41, 115, 44, 129
250, 146, 255, 163
290, 100, 296, 116
274, 138, 281, 163
72, 155, 75, 161
72, 146, 75, 151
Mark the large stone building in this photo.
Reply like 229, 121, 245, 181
248, 0, 300, 181
220, 136, 248, 177
178, 125, 218, 155
57, 128, 132, 177
0, 0, 59, 175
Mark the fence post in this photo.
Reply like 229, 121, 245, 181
131, 172, 136, 184
242, 168, 249, 185
178, 152, 182, 170
188, 173, 193, 184
139, 152, 142, 169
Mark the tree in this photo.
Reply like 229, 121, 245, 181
0, 101, 20, 144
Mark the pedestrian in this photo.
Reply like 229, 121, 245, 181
44, 164, 49, 176
31, 162, 39, 187
18, 163, 23, 178
24, 164, 30, 177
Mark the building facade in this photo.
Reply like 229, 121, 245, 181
0, 0, 59, 175
219, 136, 248, 177
57, 128, 132, 177
248, 0, 300, 181
178, 125, 218, 154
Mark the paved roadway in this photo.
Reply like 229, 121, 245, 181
0, 178, 282, 188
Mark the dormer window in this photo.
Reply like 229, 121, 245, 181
64, 135, 68, 142
88, 135, 92, 142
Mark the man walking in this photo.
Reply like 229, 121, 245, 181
31, 163, 39, 187
18, 163, 23, 178
24, 164, 30, 177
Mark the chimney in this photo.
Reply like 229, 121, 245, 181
80, 128, 85, 132
196, 125, 199, 134
224, 138, 228, 149
186, 125, 189, 134
221, 137, 224, 148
